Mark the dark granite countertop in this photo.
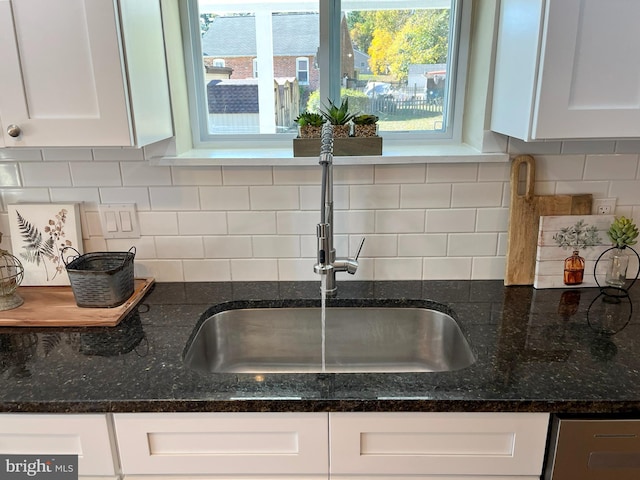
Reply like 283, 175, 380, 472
1, 280, 640, 414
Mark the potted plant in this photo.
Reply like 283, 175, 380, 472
605, 216, 638, 287
320, 98, 356, 138
352, 114, 379, 138
294, 111, 325, 139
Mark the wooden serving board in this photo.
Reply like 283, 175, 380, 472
505, 155, 592, 286
0, 278, 155, 327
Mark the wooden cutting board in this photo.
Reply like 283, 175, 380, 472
0, 278, 154, 327
505, 155, 592, 285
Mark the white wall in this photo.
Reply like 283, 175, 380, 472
1, 138, 639, 282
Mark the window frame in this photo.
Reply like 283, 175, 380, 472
179, 0, 473, 153
296, 57, 310, 86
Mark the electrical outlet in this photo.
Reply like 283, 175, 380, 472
592, 198, 616, 215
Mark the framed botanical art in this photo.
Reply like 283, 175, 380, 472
7, 203, 83, 286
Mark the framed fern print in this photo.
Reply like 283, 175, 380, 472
7, 203, 83, 286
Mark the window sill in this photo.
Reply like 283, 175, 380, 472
151, 141, 509, 166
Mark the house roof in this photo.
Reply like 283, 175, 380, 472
202, 13, 319, 57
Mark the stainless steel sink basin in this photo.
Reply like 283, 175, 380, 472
184, 301, 475, 373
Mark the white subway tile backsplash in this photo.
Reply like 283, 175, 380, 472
0, 188, 51, 207
615, 141, 640, 154
507, 138, 562, 155
183, 259, 231, 281
333, 210, 375, 234
561, 140, 616, 155
334, 165, 374, 184
92, 147, 144, 162
150, 186, 200, 210
43, 148, 93, 161
300, 185, 349, 210
478, 162, 509, 181
0, 163, 21, 186
534, 155, 585, 180
178, 212, 227, 235
423, 257, 472, 280
172, 166, 222, 185
228, 211, 276, 235
106, 237, 156, 259
610, 180, 640, 205
374, 258, 422, 280
0, 149, 42, 161
273, 166, 319, 185
426, 209, 475, 233
276, 211, 318, 235
156, 236, 204, 258
222, 166, 272, 185
352, 234, 397, 257
83, 237, 107, 252
427, 163, 477, 183
204, 236, 252, 258
584, 154, 639, 180
138, 211, 179, 235
277, 259, 317, 281
252, 235, 300, 257
230, 259, 278, 281
99, 187, 151, 210
350, 185, 400, 209
472, 257, 506, 280
400, 184, 451, 208
555, 180, 609, 198
476, 208, 509, 232
200, 186, 250, 210
21, 162, 71, 187
135, 260, 184, 281
448, 233, 498, 256
497, 232, 508, 256
70, 162, 121, 186
374, 164, 426, 184
121, 162, 171, 186
300, 235, 317, 257
50, 187, 100, 205
250, 186, 300, 210
398, 234, 447, 257
452, 183, 503, 207
85, 211, 103, 237
375, 210, 424, 233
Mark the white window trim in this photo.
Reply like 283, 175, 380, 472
158, 0, 509, 165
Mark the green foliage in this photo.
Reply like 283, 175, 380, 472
553, 220, 601, 250
294, 111, 325, 127
353, 114, 379, 125
307, 89, 368, 116
608, 216, 639, 247
321, 98, 357, 125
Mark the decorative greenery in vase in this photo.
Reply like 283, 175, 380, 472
553, 219, 601, 286
605, 216, 638, 288
607, 216, 638, 248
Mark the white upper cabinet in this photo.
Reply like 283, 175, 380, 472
491, 0, 640, 141
0, 0, 172, 147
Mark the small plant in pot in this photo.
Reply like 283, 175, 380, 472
294, 111, 325, 138
353, 114, 379, 138
605, 216, 639, 288
320, 98, 356, 138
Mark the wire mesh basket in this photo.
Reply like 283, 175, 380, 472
62, 247, 136, 308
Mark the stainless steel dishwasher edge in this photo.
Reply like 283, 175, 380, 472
545, 416, 640, 480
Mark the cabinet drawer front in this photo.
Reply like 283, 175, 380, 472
0, 414, 116, 476
113, 412, 328, 476
330, 412, 549, 476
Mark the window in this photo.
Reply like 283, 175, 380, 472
296, 57, 310, 85
181, 0, 470, 147
213, 58, 225, 67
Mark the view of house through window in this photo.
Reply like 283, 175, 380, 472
196, 0, 458, 137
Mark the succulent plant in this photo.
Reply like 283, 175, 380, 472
607, 216, 639, 248
320, 98, 357, 125
294, 111, 325, 127
353, 114, 379, 125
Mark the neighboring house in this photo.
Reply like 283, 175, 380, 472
353, 48, 372, 75
201, 12, 355, 91
407, 63, 447, 91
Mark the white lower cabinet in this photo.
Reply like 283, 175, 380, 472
0, 414, 118, 480
112, 411, 549, 479
113, 412, 329, 478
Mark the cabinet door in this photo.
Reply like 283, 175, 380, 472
0, 0, 132, 147
0, 414, 117, 478
113, 412, 329, 477
330, 412, 549, 478
533, 0, 640, 139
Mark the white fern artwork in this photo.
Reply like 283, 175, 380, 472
7, 203, 83, 286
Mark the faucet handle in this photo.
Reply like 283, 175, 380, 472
354, 237, 365, 261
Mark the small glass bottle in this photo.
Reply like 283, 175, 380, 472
605, 246, 629, 288
564, 250, 585, 285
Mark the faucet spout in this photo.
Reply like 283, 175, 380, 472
313, 123, 363, 295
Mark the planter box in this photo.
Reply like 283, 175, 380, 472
293, 136, 382, 157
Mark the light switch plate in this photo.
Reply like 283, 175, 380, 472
98, 204, 140, 239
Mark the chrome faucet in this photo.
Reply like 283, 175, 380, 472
313, 123, 364, 295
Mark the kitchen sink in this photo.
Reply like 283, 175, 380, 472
183, 300, 476, 374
